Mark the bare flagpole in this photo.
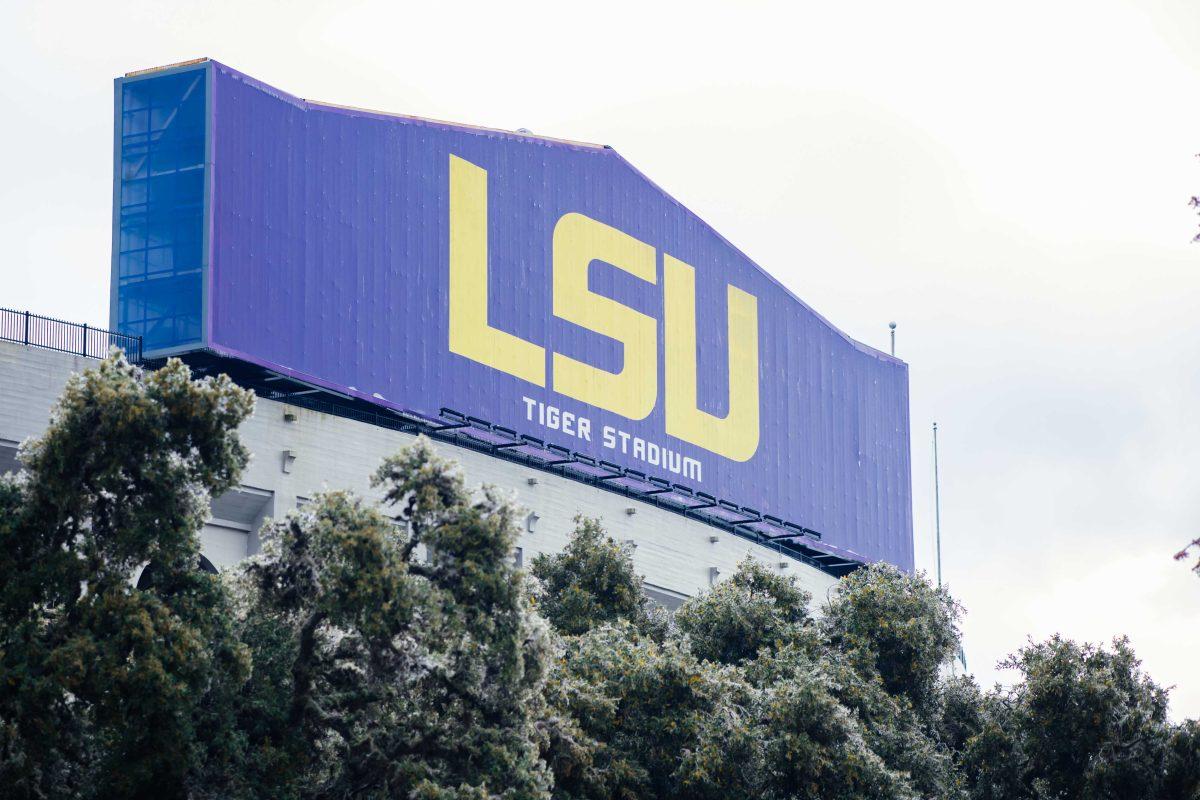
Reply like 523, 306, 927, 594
933, 421, 942, 589
932, 421, 964, 670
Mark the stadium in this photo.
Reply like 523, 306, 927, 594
0, 58, 913, 606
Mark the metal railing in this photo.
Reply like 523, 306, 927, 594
0, 308, 142, 363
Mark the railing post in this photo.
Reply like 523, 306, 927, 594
82, 323, 88, 358
23, 310, 30, 346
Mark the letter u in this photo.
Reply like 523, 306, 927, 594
663, 254, 760, 462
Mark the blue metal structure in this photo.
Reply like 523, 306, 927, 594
111, 60, 209, 354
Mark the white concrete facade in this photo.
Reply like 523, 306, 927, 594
0, 341, 839, 606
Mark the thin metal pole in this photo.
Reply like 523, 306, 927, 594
889, 321, 896, 356
933, 422, 942, 588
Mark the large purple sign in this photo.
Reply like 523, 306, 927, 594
112, 60, 913, 569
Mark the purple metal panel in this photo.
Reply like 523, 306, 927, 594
205, 61, 913, 569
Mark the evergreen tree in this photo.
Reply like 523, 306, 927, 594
530, 516, 653, 636
822, 562, 962, 715
0, 352, 255, 799
2, 352, 1198, 799
964, 636, 1200, 800
239, 439, 553, 799
536, 538, 963, 800
674, 555, 811, 665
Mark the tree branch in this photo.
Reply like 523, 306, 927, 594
289, 608, 328, 728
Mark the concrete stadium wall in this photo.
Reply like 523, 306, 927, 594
0, 341, 839, 606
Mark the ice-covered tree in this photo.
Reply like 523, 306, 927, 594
530, 516, 652, 636
963, 635, 1200, 800
3, 351, 1197, 800
0, 352, 255, 799
674, 556, 811, 665
536, 539, 963, 799
822, 562, 962, 714
238, 438, 553, 799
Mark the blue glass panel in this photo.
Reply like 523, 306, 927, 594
116, 67, 206, 352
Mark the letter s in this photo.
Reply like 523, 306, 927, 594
552, 213, 657, 420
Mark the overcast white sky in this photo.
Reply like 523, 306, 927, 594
3, 0, 1199, 717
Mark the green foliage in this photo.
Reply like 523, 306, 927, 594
237, 439, 552, 799
752, 662, 916, 800
2, 352, 1197, 800
963, 636, 1200, 800
936, 674, 987, 760
535, 542, 965, 800
530, 517, 650, 636
0, 352, 255, 799
546, 621, 752, 799
748, 639, 964, 799
674, 555, 810, 665
823, 562, 962, 712
1163, 720, 1200, 799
